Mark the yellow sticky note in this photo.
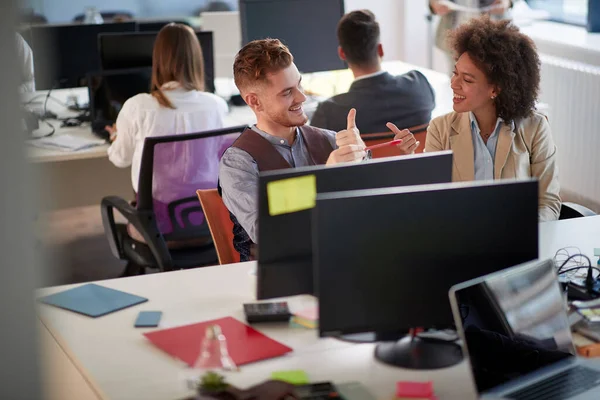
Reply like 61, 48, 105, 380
271, 370, 309, 385
267, 175, 316, 216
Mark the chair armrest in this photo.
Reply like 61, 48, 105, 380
562, 202, 597, 218
100, 196, 174, 271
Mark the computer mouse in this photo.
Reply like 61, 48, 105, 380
62, 118, 81, 127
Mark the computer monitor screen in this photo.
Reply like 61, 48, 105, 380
239, 0, 345, 73
314, 180, 539, 339
98, 31, 215, 93
450, 259, 575, 396
136, 20, 191, 32
256, 151, 453, 299
88, 67, 152, 126
22, 22, 137, 90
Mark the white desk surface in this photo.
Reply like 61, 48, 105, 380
37, 216, 600, 400
24, 87, 255, 164
25, 61, 451, 164
37, 261, 476, 400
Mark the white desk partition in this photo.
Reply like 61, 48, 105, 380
201, 11, 241, 80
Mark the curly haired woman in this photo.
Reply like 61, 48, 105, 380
424, 16, 560, 221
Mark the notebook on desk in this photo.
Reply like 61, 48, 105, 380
449, 259, 600, 400
143, 316, 292, 367
28, 133, 105, 152
38, 283, 148, 317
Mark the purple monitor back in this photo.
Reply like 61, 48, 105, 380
150, 131, 240, 240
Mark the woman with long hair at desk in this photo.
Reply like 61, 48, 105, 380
107, 23, 228, 192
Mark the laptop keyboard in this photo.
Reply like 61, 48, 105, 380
506, 365, 600, 400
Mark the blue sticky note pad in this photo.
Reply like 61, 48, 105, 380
38, 283, 148, 318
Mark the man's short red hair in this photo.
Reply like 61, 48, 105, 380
233, 38, 294, 92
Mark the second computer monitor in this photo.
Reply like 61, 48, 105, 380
314, 180, 539, 339
98, 31, 215, 93
239, 0, 345, 73
256, 151, 453, 299
22, 22, 137, 89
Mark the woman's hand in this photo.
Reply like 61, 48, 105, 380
430, 0, 452, 16
386, 122, 420, 155
490, 0, 511, 15
105, 124, 117, 142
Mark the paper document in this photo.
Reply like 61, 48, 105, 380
28, 133, 105, 152
438, 0, 505, 13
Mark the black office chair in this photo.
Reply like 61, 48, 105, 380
559, 202, 597, 220
73, 11, 134, 23
101, 126, 244, 276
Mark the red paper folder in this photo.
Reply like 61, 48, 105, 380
143, 316, 292, 367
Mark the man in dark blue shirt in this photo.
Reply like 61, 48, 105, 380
311, 10, 435, 139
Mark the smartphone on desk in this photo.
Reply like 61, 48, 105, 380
134, 311, 162, 328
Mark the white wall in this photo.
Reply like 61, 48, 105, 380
345, 0, 448, 73
402, 0, 431, 68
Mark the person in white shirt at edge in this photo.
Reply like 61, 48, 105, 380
16, 33, 35, 93
107, 23, 228, 192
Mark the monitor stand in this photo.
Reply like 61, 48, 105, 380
374, 334, 463, 369
337, 331, 406, 343
338, 332, 376, 343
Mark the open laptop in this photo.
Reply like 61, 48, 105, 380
87, 67, 151, 139
449, 259, 600, 400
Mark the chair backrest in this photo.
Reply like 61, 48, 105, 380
362, 122, 429, 158
196, 189, 240, 265
559, 202, 597, 220
137, 125, 246, 242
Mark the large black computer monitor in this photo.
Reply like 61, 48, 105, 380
98, 31, 215, 93
136, 20, 191, 32
87, 67, 152, 127
256, 151, 453, 300
21, 22, 137, 90
239, 0, 345, 73
313, 179, 539, 369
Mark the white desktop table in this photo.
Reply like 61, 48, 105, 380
37, 216, 600, 400
25, 61, 450, 210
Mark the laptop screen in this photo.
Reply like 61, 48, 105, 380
451, 259, 576, 394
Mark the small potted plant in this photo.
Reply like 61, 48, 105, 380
196, 371, 236, 400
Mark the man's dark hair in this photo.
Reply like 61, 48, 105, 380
337, 10, 380, 67
449, 16, 541, 121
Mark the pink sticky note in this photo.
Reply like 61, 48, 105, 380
294, 306, 318, 321
396, 381, 434, 398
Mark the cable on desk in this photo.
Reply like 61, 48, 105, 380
29, 120, 55, 139
557, 253, 592, 273
555, 247, 594, 280
22, 94, 69, 108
